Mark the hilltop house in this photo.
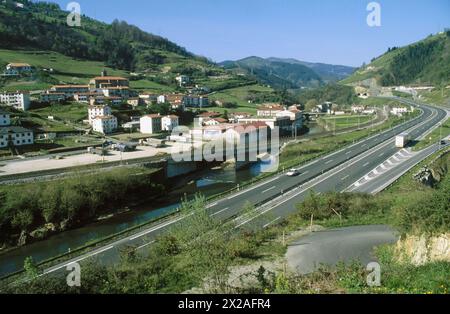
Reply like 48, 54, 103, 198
0, 126, 34, 148
176, 75, 190, 87
89, 76, 129, 89
4, 63, 32, 76
0, 91, 30, 111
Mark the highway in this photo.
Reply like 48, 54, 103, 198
2, 97, 448, 280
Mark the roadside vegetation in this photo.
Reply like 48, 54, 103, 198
0, 167, 165, 249
2, 149, 448, 294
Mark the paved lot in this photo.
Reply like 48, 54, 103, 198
286, 225, 399, 274
0, 142, 201, 176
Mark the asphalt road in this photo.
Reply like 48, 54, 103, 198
286, 225, 398, 274
2, 97, 448, 280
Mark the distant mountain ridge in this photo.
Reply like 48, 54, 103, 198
220, 56, 355, 89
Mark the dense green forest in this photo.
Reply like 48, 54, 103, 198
343, 31, 450, 86
221, 56, 323, 89
380, 32, 450, 86
296, 84, 357, 107
0, 0, 201, 71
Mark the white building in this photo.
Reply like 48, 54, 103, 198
139, 93, 158, 105
184, 95, 210, 108
391, 107, 408, 116
101, 86, 130, 98
40, 92, 66, 103
49, 85, 90, 99
4, 63, 32, 75
0, 110, 11, 126
351, 105, 365, 113
88, 105, 112, 125
140, 114, 162, 134
0, 126, 34, 148
0, 91, 30, 111
203, 117, 228, 126
92, 115, 118, 134
161, 115, 179, 131
257, 104, 285, 117
176, 75, 190, 86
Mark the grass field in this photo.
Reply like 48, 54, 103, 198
30, 102, 88, 123
208, 84, 276, 114
0, 49, 128, 85
319, 115, 374, 130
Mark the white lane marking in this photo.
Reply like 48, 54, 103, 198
363, 162, 370, 167
235, 134, 398, 229
136, 240, 156, 250
262, 186, 276, 194
210, 207, 229, 217
346, 151, 352, 155
206, 202, 218, 208
341, 175, 350, 181
325, 159, 333, 164
379, 153, 384, 157
130, 214, 189, 241
43, 245, 115, 274
263, 217, 281, 228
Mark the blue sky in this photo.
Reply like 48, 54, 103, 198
38, 0, 450, 67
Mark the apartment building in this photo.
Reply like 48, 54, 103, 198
161, 115, 179, 131
140, 114, 162, 134
0, 126, 34, 148
0, 91, 30, 111
92, 115, 118, 134
90, 76, 129, 89
88, 105, 112, 125
49, 85, 90, 98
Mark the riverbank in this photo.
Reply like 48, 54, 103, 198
0, 105, 422, 280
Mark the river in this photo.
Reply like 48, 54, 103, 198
0, 162, 266, 277
0, 123, 325, 278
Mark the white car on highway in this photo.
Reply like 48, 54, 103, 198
286, 168, 301, 176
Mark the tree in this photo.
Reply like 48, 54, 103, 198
304, 99, 319, 112
24, 256, 39, 279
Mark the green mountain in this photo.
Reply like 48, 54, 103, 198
220, 56, 355, 89
342, 31, 450, 86
0, 0, 251, 91
266, 57, 356, 83
220, 56, 324, 89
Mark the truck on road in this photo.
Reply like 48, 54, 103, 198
395, 132, 410, 148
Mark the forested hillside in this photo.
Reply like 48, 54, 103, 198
343, 31, 450, 86
0, 0, 207, 72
